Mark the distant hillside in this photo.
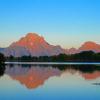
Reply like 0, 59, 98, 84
0, 33, 100, 57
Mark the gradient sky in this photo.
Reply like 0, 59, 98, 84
0, 0, 100, 48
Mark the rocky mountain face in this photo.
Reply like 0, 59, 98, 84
79, 41, 100, 53
0, 33, 100, 57
1, 33, 66, 57
67, 48, 78, 54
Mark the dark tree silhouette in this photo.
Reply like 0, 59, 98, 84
0, 53, 5, 64
6, 51, 100, 62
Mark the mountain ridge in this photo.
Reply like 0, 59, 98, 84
0, 33, 100, 57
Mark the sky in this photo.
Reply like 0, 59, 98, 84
0, 0, 100, 48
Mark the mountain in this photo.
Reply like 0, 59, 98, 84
0, 48, 5, 52
1, 33, 66, 57
79, 41, 100, 53
0, 33, 100, 57
67, 48, 78, 54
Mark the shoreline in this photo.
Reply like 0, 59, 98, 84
5, 62, 100, 65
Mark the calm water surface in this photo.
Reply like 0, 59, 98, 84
0, 63, 100, 100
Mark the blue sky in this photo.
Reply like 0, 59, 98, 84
0, 0, 100, 48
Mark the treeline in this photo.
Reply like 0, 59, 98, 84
6, 51, 100, 62
0, 53, 5, 64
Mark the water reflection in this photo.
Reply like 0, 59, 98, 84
0, 64, 5, 77
54, 65, 100, 80
1, 64, 100, 89
5, 65, 61, 89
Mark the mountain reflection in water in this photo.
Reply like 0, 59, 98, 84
0, 64, 100, 89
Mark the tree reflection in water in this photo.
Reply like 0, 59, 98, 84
0, 64, 5, 77
1, 64, 100, 89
